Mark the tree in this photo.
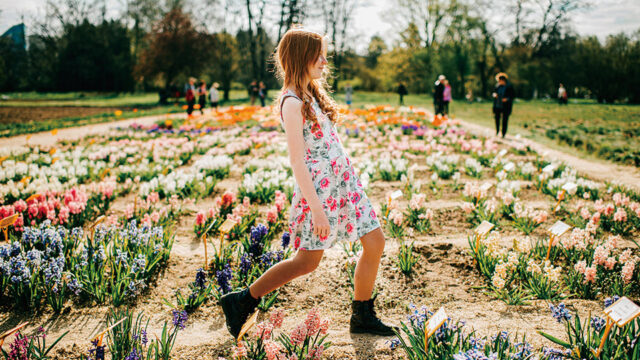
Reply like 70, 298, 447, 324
137, 6, 206, 89
321, 0, 360, 90
207, 31, 239, 101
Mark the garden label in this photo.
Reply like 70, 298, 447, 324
548, 221, 571, 238
390, 190, 403, 200
498, 149, 507, 157
219, 219, 237, 234
0, 322, 28, 347
561, 182, 577, 195
604, 296, 640, 326
237, 310, 259, 341
503, 162, 515, 172
480, 182, 492, 192
425, 307, 447, 342
474, 221, 494, 238
0, 213, 19, 241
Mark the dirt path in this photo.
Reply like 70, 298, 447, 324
458, 119, 640, 192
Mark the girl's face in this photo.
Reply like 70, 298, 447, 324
308, 40, 328, 80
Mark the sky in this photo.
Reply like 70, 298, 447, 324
1, 0, 639, 52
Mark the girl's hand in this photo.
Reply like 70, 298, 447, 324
312, 207, 331, 239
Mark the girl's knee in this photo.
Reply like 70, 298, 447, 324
362, 228, 385, 255
292, 251, 323, 275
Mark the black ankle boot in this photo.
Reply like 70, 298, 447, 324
350, 295, 398, 336
220, 287, 261, 338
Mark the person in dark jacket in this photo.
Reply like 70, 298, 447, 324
396, 82, 408, 105
185, 77, 196, 116
433, 75, 446, 116
492, 72, 515, 138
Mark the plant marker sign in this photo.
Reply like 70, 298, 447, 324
0, 322, 28, 347
424, 307, 447, 350
503, 162, 515, 172
386, 190, 403, 217
591, 297, 640, 357
215, 219, 238, 258
480, 182, 493, 193
91, 317, 126, 359
472, 221, 494, 253
545, 221, 571, 262
0, 214, 19, 242
237, 310, 259, 342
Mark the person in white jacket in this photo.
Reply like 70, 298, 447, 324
209, 82, 220, 109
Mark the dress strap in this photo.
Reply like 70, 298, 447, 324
279, 90, 303, 124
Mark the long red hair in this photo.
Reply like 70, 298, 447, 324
275, 28, 339, 125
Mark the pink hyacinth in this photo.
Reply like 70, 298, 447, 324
196, 212, 207, 227
613, 208, 627, 222
594, 245, 610, 266
580, 208, 591, 220
58, 206, 70, 224
574, 260, 587, 275
533, 210, 548, 224
266, 206, 278, 223
307, 345, 325, 360
125, 205, 135, 220
255, 321, 274, 341
461, 202, 476, 214
14, 200, 27, 213
269, 308, 286, 328
148, 192, 160, 203
604, 204, 615, 216
621, 261, 636, 284
604, 257, 617, 270
584, 266, 597, 283
620, 249, 633, 264
264, 340, 283, 360
231, 341, 247, 359
590, 212, 601, 225
290, 324, 306, 345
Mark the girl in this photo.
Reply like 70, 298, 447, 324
220, 28, 397, 339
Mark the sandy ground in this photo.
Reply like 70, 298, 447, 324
1, 112, 637, 359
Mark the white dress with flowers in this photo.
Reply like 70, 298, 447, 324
279, 90, 381, 250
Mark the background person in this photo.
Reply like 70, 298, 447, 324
209, 82, 220, 109
433, 75, 445, 116
492, 72, 515, 138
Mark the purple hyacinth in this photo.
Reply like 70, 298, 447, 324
249, 224, 268, 259
194, 268, 207, 289
604, 296, 620, 308
550, 303, 572, 323
215, 263, 233, 294
386, 338, 401, 350
172, 309, 188, 330
591, 316, 606, 332
281, 232, 290, 248
239, 254, 252, 275
124, 348, 141, 360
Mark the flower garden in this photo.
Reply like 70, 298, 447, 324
0, 104, 639, 359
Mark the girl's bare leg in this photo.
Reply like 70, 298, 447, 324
249, 249, 324, 298
353, 227, 385, 301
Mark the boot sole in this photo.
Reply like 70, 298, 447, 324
350, 326, 397, 336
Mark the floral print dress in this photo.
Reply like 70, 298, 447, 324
279, 89, 381, 250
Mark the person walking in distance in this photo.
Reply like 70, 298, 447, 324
396, 82, 407, 105
209, 82, 220, 110
184, 77, 196, 116
433, 75, 446, 116
258, 81, 267, 107
219, 28, 398, 339
558, 83, 568, 105
492, 72, 515, 138
197, 81, 207, 115
442, 79, 452, 117
345, 82, 353, 108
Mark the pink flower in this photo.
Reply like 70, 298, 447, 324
604, 257, 617, 270
580, 208, 591, 220
621, 261, 636, 284
150, 211, 160, 223
231, 341, 247, 359
574, 260, 587, 274
264, 340, 283, 360
620, 249, 633, 264
125, 205, 135, 220
370, 210, 377, 219
148, 192, 160, 203
350, 191, 361, 204
266, 206, 278, 223
584, 266, 597, 283
343, 171, 350, 182
591, 212, 601, 224
195, 212, 206, 226
604, 204, 615, 216
461, 202, 475, 214
594, 245, 609, 266
269, 309, 285, 328
14, 200, 27, 213
58, 206, 70, 224
613, 208, 627, 222
255, 321, 274, 340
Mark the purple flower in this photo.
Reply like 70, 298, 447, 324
386, 338, 401, 350
194, 268, 207, 289
239, 254, 252, 275
125, 348, 141, 360
604, 296, 620, 308
591, 316, 606, 332
172, 309, 188, 330
550, 303, 572, 323
216, 263, 233, 294
281, 232, 290, 248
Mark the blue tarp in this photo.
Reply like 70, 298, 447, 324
1, 23, 26, 50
